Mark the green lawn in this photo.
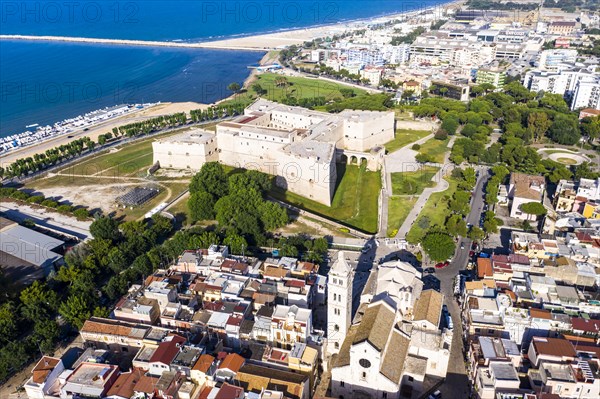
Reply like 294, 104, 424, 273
384, 129, 431, 154
58, 127, 195, 177
418, 137, 450, 164
406, 176, 458, 244
224, 73, 368, 107
387, 196, 417, 237
391, 166, 439, 195
271, 163, 381, 233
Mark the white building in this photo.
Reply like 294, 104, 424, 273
331, 299, 409, 399
375, 260, 423, 315
153, 99, 395, 206
327, 251, 353, 355
571, 79, 600, 110
537, 49, 578, 70
271, 304, 312, 348
152, 129, 218, 170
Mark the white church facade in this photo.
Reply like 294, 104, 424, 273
330, 260, 452, 399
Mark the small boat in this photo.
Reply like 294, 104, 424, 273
26, 123, 39, 128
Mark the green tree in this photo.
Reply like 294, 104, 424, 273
224, 233, 248, 255
90, 216, 120, 242
259, 201, 289, 230
188, 191, 216, 221
581, 116, 600, 139
59, 295, 92, 329
33, 319, 60, 353
252, 83, 265, 96
0, 302, 18, 343
548, 114, 580, 145
189, 162, 229, 198
20, 281, 59, 321
468, 226, 485, 242
520, 202, 547, 216
227, 82, 241, 93
422, 231, 455, 262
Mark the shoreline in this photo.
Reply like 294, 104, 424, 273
0, 1, 460, 51
1, 0, 462, 164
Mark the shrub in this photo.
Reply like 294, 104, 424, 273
73, 208, 90, 220
411, 143, 421, 151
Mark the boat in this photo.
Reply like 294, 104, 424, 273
25, 123, 39, 128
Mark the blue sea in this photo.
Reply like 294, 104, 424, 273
0, 0, 446, 137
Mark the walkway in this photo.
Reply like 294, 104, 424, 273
394, 136, 455, 239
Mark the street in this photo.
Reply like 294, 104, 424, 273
430, 166, 490, 398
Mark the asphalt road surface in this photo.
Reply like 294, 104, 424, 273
432, 166, 490, 398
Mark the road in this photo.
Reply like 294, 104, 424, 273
429, 166, 490, 398
0, 202, 91, 240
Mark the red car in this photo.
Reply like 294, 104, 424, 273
469, 251, 475, 258
435, 261, 450, 269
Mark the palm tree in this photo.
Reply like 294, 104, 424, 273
274, 76, 289, 88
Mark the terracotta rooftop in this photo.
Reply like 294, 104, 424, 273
192, 354, 215, 374
106, 369, 144, 398
477, 258, 493, 278
31, 356, 61, 384
133, 375, 159, 394
571, 317, 600, 333
218, 353, 245, 373
149, 334, 186, 364
531, 337, 576, 358
510, 172, 545, 201
530, 308, 552, 320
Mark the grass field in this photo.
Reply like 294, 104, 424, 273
387, 196, 417, 237
391, 166, 439, 195
224, 72, 368, 107
557, 157, 578, 165
271, 163, 381, 233
58, 126, 195, 177
406, 176, 458, 244
384, 129, 431, 154
418, 137, 449, 164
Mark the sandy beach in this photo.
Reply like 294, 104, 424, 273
0, 102, 208, 166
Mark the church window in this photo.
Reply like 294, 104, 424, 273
359, 359, 371, 368
334, 324, 339, 332
340, 381, 344, 387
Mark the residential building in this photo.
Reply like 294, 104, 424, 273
271, 305, 312, 348
24, 357, 65, 399
507, 173, 546, 221
476, 67, 507, 89
61, 363, 119, 399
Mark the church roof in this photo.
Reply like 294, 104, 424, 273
330, 251, 351, 276
412, 289, 443, 327
352, 301, 396, 351
380, 330, 410, 384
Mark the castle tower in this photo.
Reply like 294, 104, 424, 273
327, 251, 353, 355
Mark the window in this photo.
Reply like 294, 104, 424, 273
334, 324, 339, 331
408, 376, 414, 382
382, 393, 387, 399
362, 371, 367, 379
333, 293, 337, 301
340, 381, 344, 387
335, 342, 340, 349
359, 359, 371, 368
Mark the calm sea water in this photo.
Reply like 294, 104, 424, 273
0, 0, 445, 137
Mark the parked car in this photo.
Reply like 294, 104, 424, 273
460, 243, 465, 250
435, 261, 450, 269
